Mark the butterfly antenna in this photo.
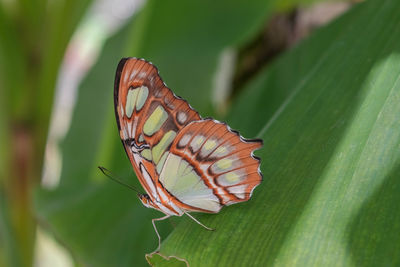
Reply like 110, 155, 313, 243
98, 166, 142, 194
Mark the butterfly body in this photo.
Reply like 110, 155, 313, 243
114, 58, 262, 219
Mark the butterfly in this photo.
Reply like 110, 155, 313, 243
113, 58, 262, 251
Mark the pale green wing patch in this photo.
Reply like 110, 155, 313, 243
125, 86, 149, 118
152, 130, 176, 164
125, 89, 139, 118
143, 105, 169, 136
159, 153, 221, 212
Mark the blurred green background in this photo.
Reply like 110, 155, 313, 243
1, 0, 400, 266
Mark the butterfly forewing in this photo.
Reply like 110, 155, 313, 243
115, 58, 200, 148
114, 58, 200, 212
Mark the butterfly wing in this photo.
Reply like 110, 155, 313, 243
114, 58, 201, 207
115, 57, 262, 215
157, 119, 263, 213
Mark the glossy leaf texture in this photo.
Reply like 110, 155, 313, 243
157, 0, 400, 266
34, 0, 299, 266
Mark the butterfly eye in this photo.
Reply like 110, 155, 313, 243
139, 194, 154, 209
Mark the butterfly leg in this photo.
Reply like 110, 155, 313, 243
184, 211, 215, 231
152, 214, 171, 252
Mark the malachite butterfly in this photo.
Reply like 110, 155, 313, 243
114, 58, 262, 251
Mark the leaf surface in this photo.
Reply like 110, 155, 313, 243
159, 1, 400, 266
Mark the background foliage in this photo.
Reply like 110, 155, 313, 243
0, 1, 93, 266
1, 0, 400, 266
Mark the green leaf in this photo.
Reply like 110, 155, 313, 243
159, 0, 400, 266
146, 252, 189, 267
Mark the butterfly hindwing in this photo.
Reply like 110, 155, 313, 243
157, 119, 263, 213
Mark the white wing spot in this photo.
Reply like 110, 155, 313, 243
217, 170, 246, 186
123, 71, 129, 83
155, 89, 164, 97
190, 135, 205, 152
127, 122, 133, 137
211, 155, 240, 174
210, 144, 231, 158
177, 111, 187, 124
129, 70, 138, 81
122, 127, 129, 139
227, 184, 248, 199
138, 71, 147, 78
200, 138, 218, 158
179, 134, 192, 147
120, 103, 124, 118
164, 96, 175, 109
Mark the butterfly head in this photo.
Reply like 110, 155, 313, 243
138, 193, 155, 209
